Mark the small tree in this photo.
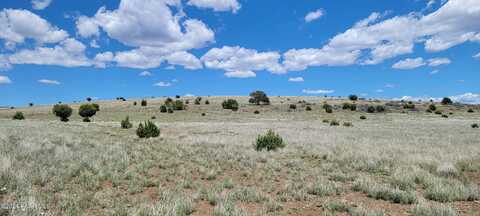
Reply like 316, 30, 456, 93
86, 97, 92, 102
53, 104, 73, 122
222, 99, 239, 111
79, 104, 97, 122
194, 97, 202, 105
141, 99, 147, 106
133, 101, 137, 106
349, 95, 358, 101
12, 112, 25, 120
160, 105, 167, 113
205, 100, 210, 105
121, 116, 133, 129
136, 121, 160, 138
441, 97, 453, 105
249, 91, 270, 105
92, 103, 100, 111
254, 129, 285, 151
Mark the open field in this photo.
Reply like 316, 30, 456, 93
1, 96, 480, 215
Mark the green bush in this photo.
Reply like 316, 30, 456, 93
52, 104, 73, 122
205, 100, 210, 105
249, 91, 270, 105
136, 121, 160, 138
442, 114, 449, 118
330, 120, 340, 126
165, 97, 174, 105
467, 108, 474, 113
367, 106, 376, 113
174, 100, 185, 110
167, 107, 174, 113
343, 122, 353, 127
254, 110, 260, 114
92, 103, 100, 111
324, 104, 333, 113
342, 103, 356, 111
194, 97, 202, 105
141, 99, 147, 106
254, 129, 285, 151
349, 95, 358, 101
472, 124, 479, 128
79, 104, 97, 122
435, 110, 442, 115
322, 119, 330, 123
222, 99, 239, 111
121, 116, 133, 129
289, 104, 297, 110
428, 104, 437, 111
360, 115, 367, 120
376, 105, 385, 112
306, 106, 312, 111
12, 111, 25, 120
403, 102, 415, 109
160, 105, 167, 113
441, 97, 453, 105
133, 101, 137, 106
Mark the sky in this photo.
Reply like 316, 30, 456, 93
0, 0, 480, 106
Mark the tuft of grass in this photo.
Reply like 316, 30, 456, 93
412, 202, 457, 216
307, 178, 341, 197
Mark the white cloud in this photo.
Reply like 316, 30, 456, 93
154, 81, 172, 87
305, 9, 324, 23
392, 57, 425, 70
76, 16, 100, 38
139, 71, 153, 76
0, 76, 12, 84
302, 89, 334, 94
38, 79, 60, 85
0, 9, 68, 45
430, 69, 440, 75
283, 47, 359, 71
0, 55, 11, 70
224, 70, 256, 78
428, 57, 451, 66
384, 83, 396, 88
187, 0, 241, 13
288, 77, 304, 82
473, 52, 480, 59
31, 0, 52, 10
164, 51, 203, 70
8, 38, 91, 67
451, 92, 480, 104
93, 52, 114, 68
202, 46, 285, 74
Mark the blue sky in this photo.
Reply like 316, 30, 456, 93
0, 0, 479, 106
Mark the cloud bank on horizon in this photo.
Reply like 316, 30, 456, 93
0, 0, 479, 104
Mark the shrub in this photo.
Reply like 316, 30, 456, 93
194, 97, 202, 105
330, 120, 340, 126
79, 104, 97, 122
133, 101, 137, 106
376, 105, 386, 112
86, 97, 92, 102
471, 124, 479, 128
175, 95, 180, 99
367, 106, 376, 113
467, 108, 474, 113
165, 97, 174, 105
12, 112, 25, 120
151, 116, 156, 119
343, 122, 353, 127
322, 119, 330, 123
141, 99, 147, 106
360, 115, 367, 120
52, 104, 73, 122
441, 97, 453, 105
136, 121, 160, 138
403, 102, 415, 109
324, 104, 333, 113
205, 100, 210, 105
254, 110, 260, 114
306, 106, 312, 111
201, 113, 206, 116
435, 110, 442, 115
342, 103, 352, 110
428, 104, 437, 111
121, 116, 133, 129
349, 95, 358, 101
441, 114, 448, 118
160, 105, 167, 113
167, 107, 174, 113
174, 100, 185, 110
92, 103, 100, 111
412, 203, 456, 216
249, 91, 270, 105
222, 99, 239, 111
289, 104, 297, 110
254, 129, 285, 151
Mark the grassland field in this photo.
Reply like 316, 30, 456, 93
0, 96, 480, 216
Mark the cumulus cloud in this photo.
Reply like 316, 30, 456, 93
451, 92, 480, 104
428, 57, 451, 66
302, 89, 334, 94
164, 51, 203, 70
288, 77, 304, 82
224, 70, 256, 78
8, 38, 91, 67
305, 9, 324, 23
0, 9, 68, 45
0, 75, 12, 84
392, 57, 426, 70
284, 0, 480, 70
202, 46, 285, 75
139, 71, 153, 76
154, 81, 172, 87
187, 0, 241, 13
76, 16, 100, 38
31, 0, 52, 10
38, 79, 60, 85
